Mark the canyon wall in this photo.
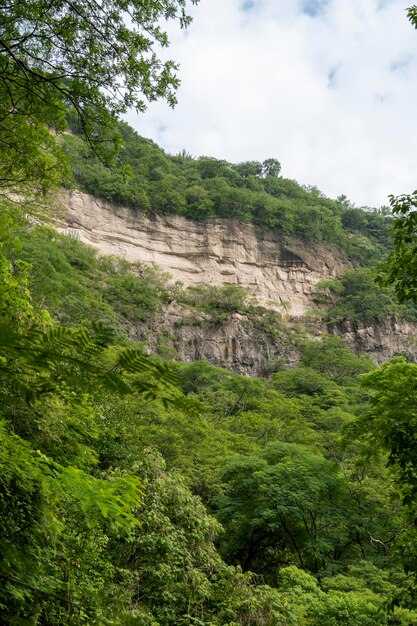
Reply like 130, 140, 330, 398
59, 190, 349, 317
58, 191, 417, 373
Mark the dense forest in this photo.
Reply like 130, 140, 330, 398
2, 1, 417, 624
62, 121, 392, 265
4, 206, 417, 625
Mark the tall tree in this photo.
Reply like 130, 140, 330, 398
0, 0, 198, 192
379, 191, 417, 302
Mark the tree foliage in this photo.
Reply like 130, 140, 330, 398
63, 122, 391, 260
0, 0, 197, 192
315, 269, 417, 325
378, 191, 417, 303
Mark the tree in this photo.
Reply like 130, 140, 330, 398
262, 158, 281, 178
352, 358, 417, 507
378, 191, 417, 302
409, 5, 417, 28
316, 268, 409, 325
271, 366, 345, 409
0, 0, 198, 192
301, 337, 373, 384
347, 358, 417, 608
233, 160, 263, 178
216, 443, 352, 579
341, 208, 367, 231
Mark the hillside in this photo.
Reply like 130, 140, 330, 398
4, 197, 417, 624
53, 188, 417, 373
3, 3, 417, 623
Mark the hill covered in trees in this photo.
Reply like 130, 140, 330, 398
2, 201, 417, 624
3, 99, 417, 626
62, 121, 391, 265
3, 86, 417, 626
3, 0, 417, 623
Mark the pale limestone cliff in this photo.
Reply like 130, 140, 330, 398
58, 190, 349, 317
57, 191, 417, 374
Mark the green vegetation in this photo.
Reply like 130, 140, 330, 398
3, 1, 417, 622
177, 283, 251, 323
3, 204, 417, 623
15, 226, 170, 332
178, 283, 249, 313
315, 268, 417, 325
0, 0, 197, 194
378, 190, 417, 304
62, 123, 391, 263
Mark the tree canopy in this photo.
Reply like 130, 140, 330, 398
0, 0, 197, 192
3, 1, 417, 623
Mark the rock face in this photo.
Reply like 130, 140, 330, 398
57, 191, 417, 373
331, 317, 417, 364
141, 305, 301, 377
59, 190, 349, 316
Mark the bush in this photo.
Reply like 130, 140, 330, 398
178, 284, 249, 319
316, 269, 417, 324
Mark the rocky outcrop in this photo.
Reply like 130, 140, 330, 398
331, 317, 417, 364
56, 191, 417, 374
58, 190, 349, 316
148, 306, 300, 376
148, 313, 417, 375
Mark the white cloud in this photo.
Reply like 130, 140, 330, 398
125, 0, 417, 207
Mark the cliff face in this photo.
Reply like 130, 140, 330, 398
331, 317, 417, 365
134, 304, 302, 376
58, 191, 417, 373
60, 190, 349, 316
127, 308, 417, 376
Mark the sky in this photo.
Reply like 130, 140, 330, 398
125, 0, 417, 208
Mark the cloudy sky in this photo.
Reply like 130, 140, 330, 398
126, 0, 417, 208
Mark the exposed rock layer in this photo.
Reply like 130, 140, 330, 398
140, 305, 301, 376
58, 191, 417, 373
331, 317, 417, 365
59, 190, 349, 316
128, 309, 417, 376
